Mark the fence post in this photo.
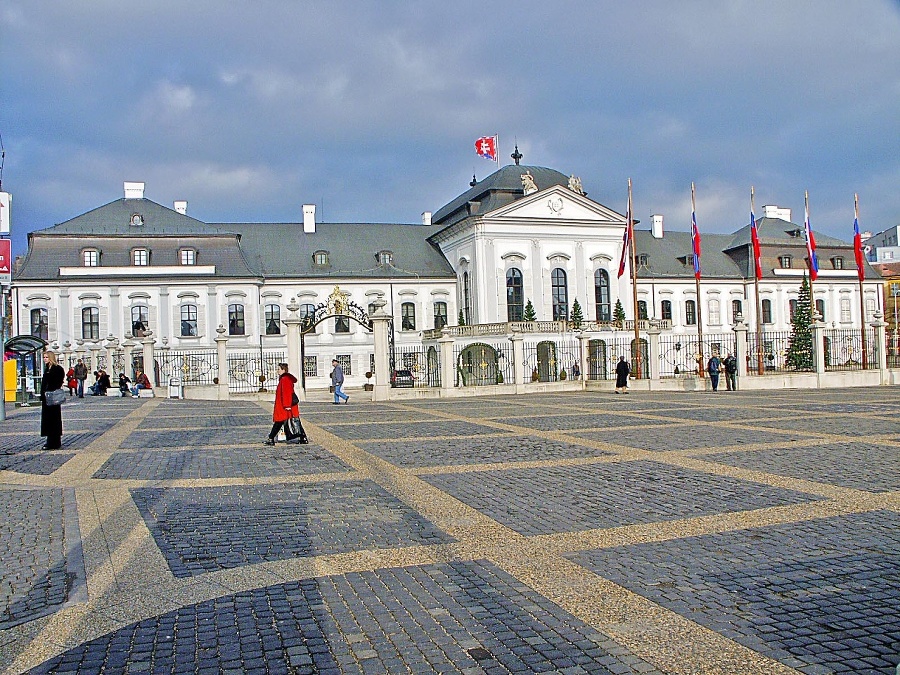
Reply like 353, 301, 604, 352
370, 300, 392, 402
284, 298, 304, 401
141, 332, 157, 386
510, 331, 526, 393
89, 340, 102, 375
105, 335, 118, 376
215, 324, 230, 400
439, 330, 455, 395
645, 324, 661, 384
576, 332, 589, 387
732, 316, 748, 387
871, 311, 888, 381
812, 320, 826, 387
121, 338, 135, 375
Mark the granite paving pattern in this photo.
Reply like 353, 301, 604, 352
1, 387, 899, 675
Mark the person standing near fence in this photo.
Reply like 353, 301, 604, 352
723, 352, 738, 391
264, 363, 299, 445
40, 351, 65, 450
331, 359, 349, 405
707, 353, 722, 392
614, 356, 630, 394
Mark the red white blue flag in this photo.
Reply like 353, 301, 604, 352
475, 136, 498, 162
750, 187, 762, 280
804, 191, 819, 281
690, 183, 701, 280
853, 194, 865, 282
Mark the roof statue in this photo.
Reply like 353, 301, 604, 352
568, 175, 584, 195
521, 171, 538, 195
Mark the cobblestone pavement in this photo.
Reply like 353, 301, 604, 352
0, 388, 898, 674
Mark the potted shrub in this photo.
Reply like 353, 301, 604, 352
559, 368, 567, 381
364, 371, 374, 391
531, 368, 539, 382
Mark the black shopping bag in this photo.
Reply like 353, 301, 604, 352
285, 416, 308, 444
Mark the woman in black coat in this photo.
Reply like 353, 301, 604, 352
40, 351, 65, 449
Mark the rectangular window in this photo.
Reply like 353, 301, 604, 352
335, 316, 350, 333
732, 300, 743, 323
131, 306, 149, 336
840, 298, 851, 322
685, 300, 697, 326
789, 299, 798, 321
82, 307, 100, 340
815, 299, 825, 322
335, 354, 352, 376
265, 304, 281, 335
30, 308, 49, 341
708, 299, 720, 325
761, 299, 773, 324
660, 300, 672, 321
228, 304, 245, 335
132, 249, 149, 266
433, 302, 447, 329
303, 356, 318, 378
637, 300, 648, 320
180, 249, 196, 265
832, 257, 843, 270
180, 305, 198, 336
401, 302, 416, 330
83, 250, 99, 267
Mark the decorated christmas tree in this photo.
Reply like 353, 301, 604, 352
613, 299, 626, 328
570, 298, 584, 329
785, 275, 814, 370
523, 299, 537, 322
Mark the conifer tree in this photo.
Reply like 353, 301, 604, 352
523, 299, 537, 322
785, 275, 814, 370
570, 298, 584, 329
457, 309, 466, 326
613, 299, 626, 328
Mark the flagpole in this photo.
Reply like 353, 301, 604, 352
692, 183, 704, 377
805, 190, 816, 314
628, 178, 642, 379
856, 193, 868, 369
495, 135, 500, 166
751, 187, 764, 375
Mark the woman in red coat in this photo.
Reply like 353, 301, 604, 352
264, 363, 300, 445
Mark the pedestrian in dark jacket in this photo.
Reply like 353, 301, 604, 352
73, 359, 88, 397
264, 363, 304, 445
707, 354, 722, 392
615, 356, 630, 394
40, 351, 65, 450
723, 353, 738, 391
331, 359, 349, 404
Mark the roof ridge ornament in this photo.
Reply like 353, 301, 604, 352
511, 144, 522, 165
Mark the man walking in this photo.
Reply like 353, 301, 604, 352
331, 359, 349, 405
723, 352, 738, 391
614, 356, 630, 394
73, 358, 88, 398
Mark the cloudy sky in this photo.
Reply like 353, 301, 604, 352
2, 1, 900, 256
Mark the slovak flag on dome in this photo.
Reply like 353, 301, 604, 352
475, 136, 498, 162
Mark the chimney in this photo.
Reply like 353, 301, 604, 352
124, 181, 145, 199
422, 211, 432, 226
651, 214, 664, 239
174, 200, 188, 215
762, 205, 792, 222
303, 204, 316, 233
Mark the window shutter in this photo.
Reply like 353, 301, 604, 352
124, 307, 132, 336
172, 306, 181, 337
148, 305, 158, 334
48, 308, 58, 341
99, 306, 108, 338
197, 305, 207, 338
220, 304, 228, 334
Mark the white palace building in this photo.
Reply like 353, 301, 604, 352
11, 163, 884, 393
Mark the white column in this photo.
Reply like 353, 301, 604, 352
871, 311, 888, 380
645, 325, 661, 382
370, 300, 392, 401
284, 298, 303, 400
439, 331, 455, 394
733, 316, 749, 387
141, 332, 157, 386
576, 332, 590, 386
510, 331, 526, 394
215, 324, 229, 400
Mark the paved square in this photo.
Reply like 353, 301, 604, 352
2, 387, 899, 675
131, 480, 456, 577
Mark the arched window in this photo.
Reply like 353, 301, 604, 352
660, 300, 672, 321
82, 307, 100, 340
732, 300, 743, 323
685, 300, 697, 326
401, 302, 416, 330
761, 298, 773, 324
551, 268, 568, 321
265, 304, 281, 335
228, 304, 245, 335
299, 303, 316, 332
30, 308, 49, 340
433, 302, 448, 329
462, 271, 472, 325
131, 306, 149, 336
506, 268, 524, 321
180, 305, 198, 337
594, 269, 611, 321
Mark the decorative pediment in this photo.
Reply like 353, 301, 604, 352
483, 185, 626, 224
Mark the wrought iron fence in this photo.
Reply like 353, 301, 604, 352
523, 338, 581, 383
585, 337, 648, 380
159, 349, 219, 386
823, 328, 876, 371
454, 340, 514, 386
658, 333, 736, 378
395, 344, 441, 387
226, 349, 285, 393
746, 330, 812, 373
888, 330, 900, 369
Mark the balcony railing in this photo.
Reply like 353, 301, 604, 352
422, 319, 673, 340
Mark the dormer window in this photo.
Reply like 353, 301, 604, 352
313, 250, 330, 266
685, 254, 696, 267
180, 248, 196, 265
82, 249, 100, 267
788, 228, 803, 238
377, 250, 393, 266
779, 255, 792, 269
132, 248, 149, 266
832, 256, 844, 270
636, 254, 649, 267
